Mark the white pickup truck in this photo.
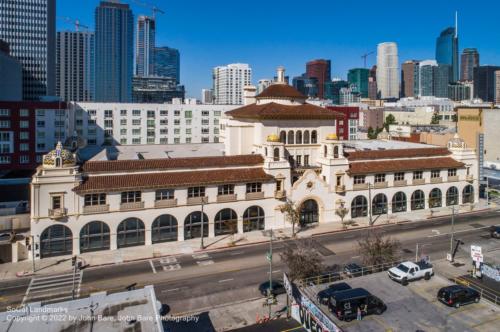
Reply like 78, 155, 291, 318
388, 261, 434, 286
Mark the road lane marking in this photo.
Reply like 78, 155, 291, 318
160, 257, 178, 265
431, 229, 440, 236
351, 255, 361, 259
161, 286, 188, 293
230, 251, 244, 256
192, 253, 210, 260
427, 225, 492, 238
267, 270, 281, 274
162, 264, 181, 271
197, 260, 214, 266
218, 278, 234, 283
149, 260, 157, 274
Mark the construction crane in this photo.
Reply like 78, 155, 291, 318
361, 51, 375, 68
58, 16, 89, 32
130, 0, 165, 19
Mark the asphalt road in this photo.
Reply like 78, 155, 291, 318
0, 209, 499, 314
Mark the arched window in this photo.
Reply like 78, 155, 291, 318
55, 157, 62, 168
184, 212, 208, 239
273, 148, 280, 161
152, 214, 178, 243
287, 131, 294, 144
214, 209, 238, 236
296, 131, 302, 144
117, 218, 145, 248
372, 194, 388, 215
351, 196, 368, 218
446, 187, 459, 206
243, 206, 265, 232
279, 131, 286, 144
462, 185, 474, 204
333, 146, 339, 158
40, 225, 73, 258
80, 221, 110, 253
311, 130, 318, 144
300, 200, 319, 225
323, 145, 327, 158
411, 190, 425, 210
429, 188, 442, 208
303, 130, 310, 144
264, 147, 268, 157
392, 192, 407, 213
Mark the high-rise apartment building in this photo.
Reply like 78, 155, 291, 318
212, 63, 252, 105
153, 46, 180, 83
135, 16, 155, 77
401, 60, 419, 97
368, 65, 377, 100
0, 0, 56, 100
418, 60, 437, 97
95, 1, 134, 102
496, 71, 500, 104
202, 89, 214, 104
347, 68, 369, 98
306, 59, 331, 99
257, 79, 273, 94
56, 31, 95, 102
376, 42, 399, 99
460, 48, 479, 81
473, 66, 500, 102
435, 27, 458, 82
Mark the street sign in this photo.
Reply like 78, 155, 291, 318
446, 253, 452, 261
472, 253, 484, 263
471, 245, 482, 258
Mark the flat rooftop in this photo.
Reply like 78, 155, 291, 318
78, 143, 225, 161
0, 286, 162, 332
345, 139, 438, 151
303, 271, 500, 331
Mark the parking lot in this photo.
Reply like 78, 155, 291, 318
303, 271, 500, 331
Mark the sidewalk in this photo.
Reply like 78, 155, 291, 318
0, 200, 494, 281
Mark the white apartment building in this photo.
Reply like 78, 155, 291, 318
213, 63, 252, 105
25, 69, 478, 261
376, 42, 399, 99
201, 89, 213, 104
69, 99, 237, 146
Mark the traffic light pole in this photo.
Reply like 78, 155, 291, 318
31, 236, 35, 273
268, 229, 273, 319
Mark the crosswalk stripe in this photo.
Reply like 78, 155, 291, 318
32, 273, 80, 281
22, 270, 83, 305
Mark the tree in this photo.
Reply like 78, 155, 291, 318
431, 113, 440, 124
280, 238, 324, 281
357, 231, 401, 269
335, 205, 349, 229
383, 114, 397, 131
280, 199, 301, 237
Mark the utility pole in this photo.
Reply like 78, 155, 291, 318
449, 206, 455, 262
71, 256, 78, 300
31, 235, 36, 273
268, 229, 273, 319
200, 197, 205, 250
368, 183, 373, 226
485, 176, 489, 206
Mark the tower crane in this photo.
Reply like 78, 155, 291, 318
130, 0, 165, 19
58, 16, 89, 32
361, 51, 375, 68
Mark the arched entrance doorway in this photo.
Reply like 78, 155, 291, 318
300, 199, 319, 225
40, 225, 73, 258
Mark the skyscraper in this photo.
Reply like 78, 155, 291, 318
135, 15, 155, 77
401, 60, 419, 97
306, 59, 331, 99
435, 27, 458, 82
56, 31, 95, 102
460, 48, 479, 81
0, 40, 22, 101
212, 63, 252, 105
433, 64, 452, 98
368, 65, 377, 99
95, 1, 134, 102
474, 66, 500, 102
202, 89, 214, 104
292, 74, 318, 98
347, 68, 369, 98
418, 60, 437, 97
0, 0, 56, 100
495, 71, 500, 104
154, 47, 180, 83
376, 42, 399, 99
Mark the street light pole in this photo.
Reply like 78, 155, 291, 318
368, 183, 373, 226
486, 176, 489, 206
450, 206, 455, 262
200, 197, 205, 250
268, 229, 273, 319
31, 235, 36, 273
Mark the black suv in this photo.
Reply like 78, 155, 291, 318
316, 282, 351, 305
328, 288, 387, 321
437, 285, 480, 308
490, 225, 500, 239
258, 280, 286, 296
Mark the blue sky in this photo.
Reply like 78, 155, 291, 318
57, 0, 500, 99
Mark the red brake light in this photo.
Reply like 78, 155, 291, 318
448, 299, 452, 304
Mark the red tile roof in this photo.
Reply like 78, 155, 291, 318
345, 147, 450, 161
347, 157, 464, 175
81, 154, 264, 173
256, 84, 306, 99
226, 102, 345, 120
74, 168, 274, 193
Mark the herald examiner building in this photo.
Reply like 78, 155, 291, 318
29, 68, 479, 259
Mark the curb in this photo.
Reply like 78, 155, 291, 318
2, 207, 495, 281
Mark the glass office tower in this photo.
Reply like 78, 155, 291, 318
435, 27, 458, 82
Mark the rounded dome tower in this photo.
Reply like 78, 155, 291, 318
42, 142, 76, 168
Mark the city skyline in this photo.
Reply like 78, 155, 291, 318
56, 0, 500, 99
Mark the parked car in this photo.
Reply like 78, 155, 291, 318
328, 288, 386, 321
437, 285, 480, 308
343, 263, 369, 278
258, 280, 286, 296
0, 232, 13, 243
316, 282, 351, 305
388, 261, 433, 285
490, 226, 500, 239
